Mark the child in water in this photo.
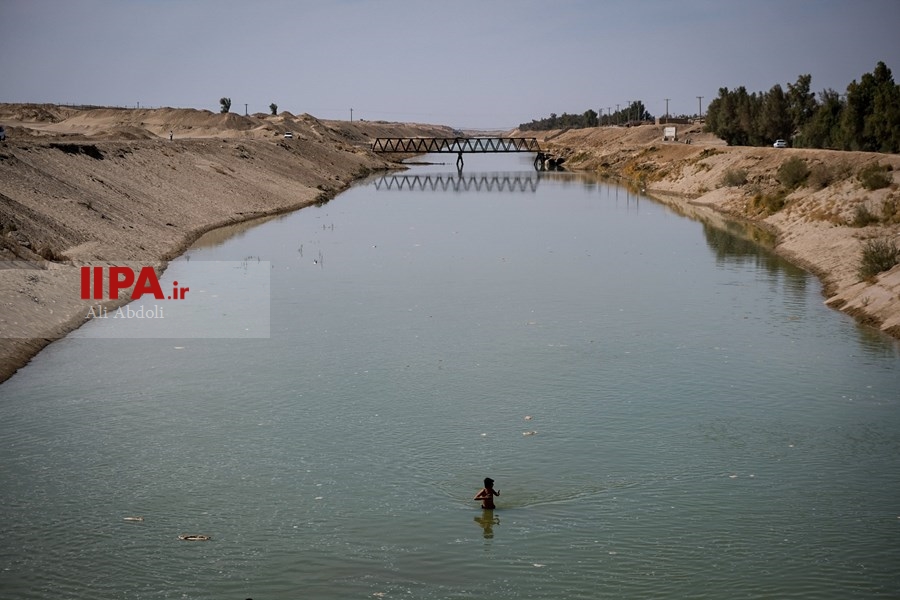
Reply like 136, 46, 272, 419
474, 477, 499, 509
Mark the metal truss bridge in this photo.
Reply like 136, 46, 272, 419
373, 173, 540, 193
372, 137, 545, 169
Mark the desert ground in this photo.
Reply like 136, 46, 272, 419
1, 105, 899, 382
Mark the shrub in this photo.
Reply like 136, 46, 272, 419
752, 189, 787, 214
859, 238, 900, 279
852, 204, 880, 227
883, 196, 899, 224
776, 157, 810, 189
809, 160, 852, 189
722, 168, 748, 187
269, 103, 278, 116
858, 163, 892, 190
807, 163, 832, 189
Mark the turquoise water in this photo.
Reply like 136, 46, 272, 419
1, 154, 899, 599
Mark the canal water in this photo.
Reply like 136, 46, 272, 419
1, 154, 899, 599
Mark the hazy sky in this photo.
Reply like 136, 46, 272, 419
1, 0, 898, 128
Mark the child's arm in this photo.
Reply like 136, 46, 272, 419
474, 488, 488, 500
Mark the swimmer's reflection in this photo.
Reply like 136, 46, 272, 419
474, 509, 500, 538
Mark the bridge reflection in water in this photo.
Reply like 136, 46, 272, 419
373, 172, 540, 193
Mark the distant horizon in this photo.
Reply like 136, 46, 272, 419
2, 0, 899, 130
2, 58, 894, 131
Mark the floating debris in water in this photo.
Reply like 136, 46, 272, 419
524, 415, 533, 421
123, 516, 144, 522
523, 431, 537, 436
178, 534, 211, 541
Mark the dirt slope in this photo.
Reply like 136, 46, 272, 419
521, 123, 900, 338
0, 104, 453, 382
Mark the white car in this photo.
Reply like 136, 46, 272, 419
773, 139, 787, 148
284, 132, 293, 139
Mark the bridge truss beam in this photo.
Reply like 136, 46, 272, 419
372, 137, 545, 170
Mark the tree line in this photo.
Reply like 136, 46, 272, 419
517, 62, 897, 153
519, 101, 652, 131
706, 61, 900, 152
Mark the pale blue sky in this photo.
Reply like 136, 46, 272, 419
1, 0, 898, 128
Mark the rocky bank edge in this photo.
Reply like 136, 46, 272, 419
0, 105, 453, 383
522, 123, 900, 340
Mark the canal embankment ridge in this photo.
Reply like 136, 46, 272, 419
1, 104, 899, 382
519, 123, 900, 336
0, 104, 453, 382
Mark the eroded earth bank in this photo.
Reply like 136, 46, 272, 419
0, 105, 451, 382
523, 123, 900, 340
2, 106, 899, 383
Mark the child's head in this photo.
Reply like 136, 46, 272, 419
484, 477, 494, 488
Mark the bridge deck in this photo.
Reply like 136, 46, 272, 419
372, 137, 542, 154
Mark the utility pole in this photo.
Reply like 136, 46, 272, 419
664, 98, 670, 124
697, 96, 704, 118
616, 103, 620, 125
350, 108, 353, 122
244, 103, 248, 116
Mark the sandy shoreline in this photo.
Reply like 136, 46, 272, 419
2, 107, 899, 383
525, 123, 900, 340
0, 105, 452, 383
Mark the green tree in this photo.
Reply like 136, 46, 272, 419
705, 88, 729, 141
219, 97, 231, 114
733, 87, 755, 145
843, 73, 874, 150
584, 108, 599, 127
867, 61, 900, 152
787, 74, 817, 134
269, 103, 278, 116
625, 100, 652, 122
800, 89, 844, 149
759, 84, 792, 143
706, 88, 731, 143
840, 62, 898, 151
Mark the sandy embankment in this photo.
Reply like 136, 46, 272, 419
0, 104, 452, 383
3, 109, 898, 383
522, 123, 900, 338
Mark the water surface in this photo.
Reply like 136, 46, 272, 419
2, 154, 899, 599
